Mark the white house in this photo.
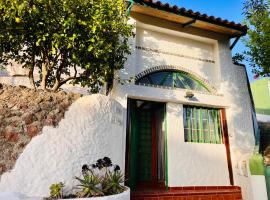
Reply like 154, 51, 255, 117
0, 1, 258, 200
112, 1, 256, 199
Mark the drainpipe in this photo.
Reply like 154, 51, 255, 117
126, 0, 134, 16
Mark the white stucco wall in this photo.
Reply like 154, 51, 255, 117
218, 39, 255, 200
251, 176, 268, 200
166, 103, 230, 186
0, 65, 90, 94
0, 94, 126, 197
113, 17, 255, 199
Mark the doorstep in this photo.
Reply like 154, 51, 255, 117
131, 186, 242, 200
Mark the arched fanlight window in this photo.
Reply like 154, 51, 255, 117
135, 70, 210, 92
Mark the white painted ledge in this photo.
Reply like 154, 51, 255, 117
0, 188, 130, 200
251, 175, 268, 200
60, 188, 130, 200
257, 114, 270, 122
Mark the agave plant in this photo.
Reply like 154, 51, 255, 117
47, 157, 126, 199
102, 165, 125, 195
49, 182, 64, 199
75, 168, 104, 198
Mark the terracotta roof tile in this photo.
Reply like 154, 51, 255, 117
134, 0, 247, 34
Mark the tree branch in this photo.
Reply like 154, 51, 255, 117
60, 64, 78, 85
52, 64, 78, 92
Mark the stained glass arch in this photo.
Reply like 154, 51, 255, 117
135, 70, 210, 93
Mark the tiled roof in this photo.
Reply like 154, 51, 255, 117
134, 0, 247, 34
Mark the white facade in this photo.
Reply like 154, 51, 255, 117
112, 17, 255, 199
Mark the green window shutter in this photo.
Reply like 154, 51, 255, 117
199, 108, 204, 143
187, 108, 192, 142
183, 106, 223, 144
214, 110, 220, 144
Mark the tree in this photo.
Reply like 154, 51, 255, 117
0, 0, 133, 92
242, 0, 270, 76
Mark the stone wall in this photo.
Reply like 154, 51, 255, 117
0, 83, 80, 175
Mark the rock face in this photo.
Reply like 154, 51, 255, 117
0, 94, 125, 197
0, 84, 80, 175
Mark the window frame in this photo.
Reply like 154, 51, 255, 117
183, 105, 224, 144
135, 70, 210, 93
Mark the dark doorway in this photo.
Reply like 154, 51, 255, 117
126, 99, 166, 191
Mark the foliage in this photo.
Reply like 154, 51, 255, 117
0, 0, 133, 92
264, 145, 270, 166
75, 168, 104, 197
249, 153, 265, 175
80, 157, 125, 197
242, 0, 270, 77
45, 157, 126, 199
102, 167, 125, 195
49, 182, 64, 199
232, 53, 245, 64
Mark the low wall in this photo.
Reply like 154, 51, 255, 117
0, 94, 125, 197
65, 188, 130, 200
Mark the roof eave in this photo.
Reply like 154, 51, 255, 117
131, 4, 247, 37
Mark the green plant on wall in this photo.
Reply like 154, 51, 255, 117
249, 153, 265, 175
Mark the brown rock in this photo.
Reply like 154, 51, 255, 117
5, 131, 20, 143
44, 118, 54, 126
27, 122, 40, 138
22, 112, 34, 125
18, 142, 26, 149
0, 164, 7, 174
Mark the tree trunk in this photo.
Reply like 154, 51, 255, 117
40, 62, 48, 91
51, 79, 60, 92
28, 67, 36, 90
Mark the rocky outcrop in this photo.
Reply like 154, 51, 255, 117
0, 83, 80, 175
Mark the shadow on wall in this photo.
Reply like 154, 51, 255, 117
219, 47, 255, 200
138, 28, 218, 86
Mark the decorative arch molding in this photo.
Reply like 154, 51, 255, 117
134, 65, 218, 94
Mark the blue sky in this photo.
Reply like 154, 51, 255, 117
160, 0, 254, 81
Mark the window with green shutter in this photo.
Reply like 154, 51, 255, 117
183, 106, 223, 144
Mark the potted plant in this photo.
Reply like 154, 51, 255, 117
44, 157, 130, 200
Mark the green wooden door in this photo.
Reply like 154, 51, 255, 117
128, 100, 166, 191
137, 110, 152, 182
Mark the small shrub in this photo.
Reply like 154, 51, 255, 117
102, 166, 125, 195
249, 153, 265, 175
45, 157, 126, 199
75, 167, 104, 198
46, 182, 64, 200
